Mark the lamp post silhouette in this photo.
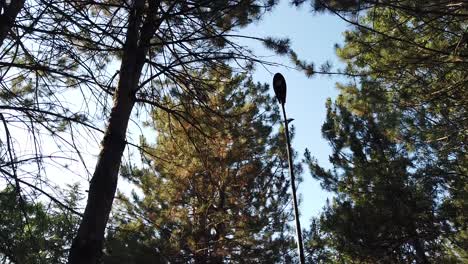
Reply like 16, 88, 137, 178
273, 73, 305, 264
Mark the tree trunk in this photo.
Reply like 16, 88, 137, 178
67, 89, 135, 263
212, 185, 226, 264
413, 238, 429, 264
407, 224, 429, 264
0, 0, 25, 47
68, 1, 148, 262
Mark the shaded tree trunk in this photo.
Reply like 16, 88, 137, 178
68, 1, 153, 262
212, 185, 227, 264
407, 224, 429, 264
413, 238, 429, 264
67, 85, 135, 263
193, 180, 210, 264
0, 0, 24, 46
193, 239, 209, 264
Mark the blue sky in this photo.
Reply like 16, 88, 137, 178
240, 0, 349, 224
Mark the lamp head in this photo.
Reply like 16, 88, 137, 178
273, 73, 287, 105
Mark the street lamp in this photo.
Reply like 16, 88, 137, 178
273, 73, 305, 264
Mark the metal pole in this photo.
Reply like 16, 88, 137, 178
281, 103, 306, 264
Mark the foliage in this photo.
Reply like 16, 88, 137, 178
302, 1, 467, 262
1, 1, 309, 261
0, 184, 82, 263
306, 98, 460, 262
105, 73, 299, 263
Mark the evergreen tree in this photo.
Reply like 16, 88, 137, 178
305, 95, 460, 263
0, 184, 82, 263
295, 0, 466, 157
105, 72, 299, 263
296, 1, 466, 262
303, 218, 337, 263
1, 1, 310, 262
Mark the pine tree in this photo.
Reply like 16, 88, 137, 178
295, 1, 467, 261
0, 1, 307, 262
105, 72, 299, 263
304, 95, 460, 263
0, 184, 82, 263
295, 0, 467, 156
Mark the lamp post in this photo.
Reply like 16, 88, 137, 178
273, 73, 306, 264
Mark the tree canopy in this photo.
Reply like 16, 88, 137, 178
303, 0, 467, 263
0, 184, 81, 263
0, 0, 466, 263
105, 72, 300, 263
0, 1, 305, 262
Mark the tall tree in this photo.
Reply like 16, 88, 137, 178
63, 2, 281, 262
295, 0, 467, 261
305, 94, 461, 263
105, 72, 299, 263
0, 1, 315, 263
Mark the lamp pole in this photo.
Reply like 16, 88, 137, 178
273, 73, 305, 264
